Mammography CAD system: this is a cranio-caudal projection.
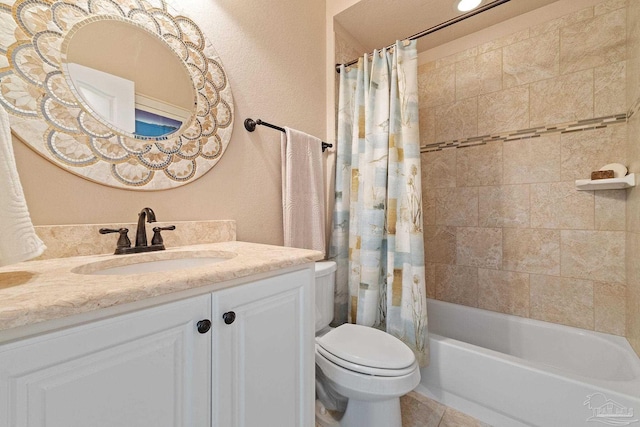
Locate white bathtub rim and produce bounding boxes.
[426,332,640,402]
[426,298,640,382]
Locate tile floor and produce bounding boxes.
[400,392,490,427]
[315,391,490,427]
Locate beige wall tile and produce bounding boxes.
[421,150,456,189]
[626,232,640,355]
[478,86,530,135]
[478,184,530,228]
[627,0,640,107]
[478,268,530,316]
[503,228,560,275]
[456,142,503,187]
[424,225,457,265]
[594,281,626,335]
[456,227,502,269]
[435,264,478,307]
[627,168,640,234]
[423,190,436,226]
[530,7,594,38]
[456,49,502,100]
[478,29,530,54]
[435,98,478,141]
[560,8,626,75]
[629,115,640,179]
[594,61,626,117]
[530,181,595,230]
[425,263,437,299]
[419,62,436,74]
[419,63,456,109]
[437,47,478,68]
[503,135,561,184]
[400,391,446,427]
[595,189,626,231]
[560,124,627,181]
[435,187,479,227]
[530,69,594,126]
[334,30,364,64]
[419,108,436,145]
[416,0,632,338]
[595,0,625,16]
[503,30,559,88]
[530,274,594,329]
[628,0,640,354]
[561,230,625,283]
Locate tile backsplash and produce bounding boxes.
[420,0,628,336]
[34,220,236,260]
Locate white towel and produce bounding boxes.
[281,127,325,255]
[0,107,46,266]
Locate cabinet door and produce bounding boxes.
[0,294,211,427]
[212,268,314,427]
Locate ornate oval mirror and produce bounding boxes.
[0,0,233,190]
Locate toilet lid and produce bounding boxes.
[316,324,415,370]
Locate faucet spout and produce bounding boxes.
[135,207,157,247]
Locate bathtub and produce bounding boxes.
[415,299,640,427]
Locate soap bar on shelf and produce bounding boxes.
[591,170,614,180]
[599,163,627,178]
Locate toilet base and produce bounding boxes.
[340,397,402,427]
[315,397,402,427]
[315,400,341,426]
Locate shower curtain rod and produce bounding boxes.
[335,0,512,72]
[244,118,333,152]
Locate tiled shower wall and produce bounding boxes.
[626,0,640,355]
[420,0,629,335]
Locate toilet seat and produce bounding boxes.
[316,344,418,377]
[315,324,416,375]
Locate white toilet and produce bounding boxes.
[314,261,421,427]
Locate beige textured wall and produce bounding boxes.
[626,0,640,355]
[12,0,326,246]
[420,0,628,335]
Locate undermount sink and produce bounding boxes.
[72,251,236,276]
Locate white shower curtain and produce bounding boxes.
[329,40,428,366]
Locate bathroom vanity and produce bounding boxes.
[0,241,322,427]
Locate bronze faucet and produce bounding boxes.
[100,207,175,255]
[135,207,156,247]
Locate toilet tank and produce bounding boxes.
[315,261,336,333]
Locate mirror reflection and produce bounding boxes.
[64,19,195,138]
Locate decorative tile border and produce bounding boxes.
[628,95,640,120]
[420,113,628,153]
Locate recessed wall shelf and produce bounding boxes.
[575,174,636,191]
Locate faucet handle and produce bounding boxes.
[151,225,175,246]
[99,228,132,253]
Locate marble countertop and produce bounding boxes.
[0,241,323,333]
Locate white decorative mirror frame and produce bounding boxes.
[0,0,234,190]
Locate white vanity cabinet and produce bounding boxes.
[0,266,314,427]
[211,268,315,427]
[0,293,212,427]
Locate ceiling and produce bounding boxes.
[334,0,561,55]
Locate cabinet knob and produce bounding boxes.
[197,319,211,333]
[222,311,236,325]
